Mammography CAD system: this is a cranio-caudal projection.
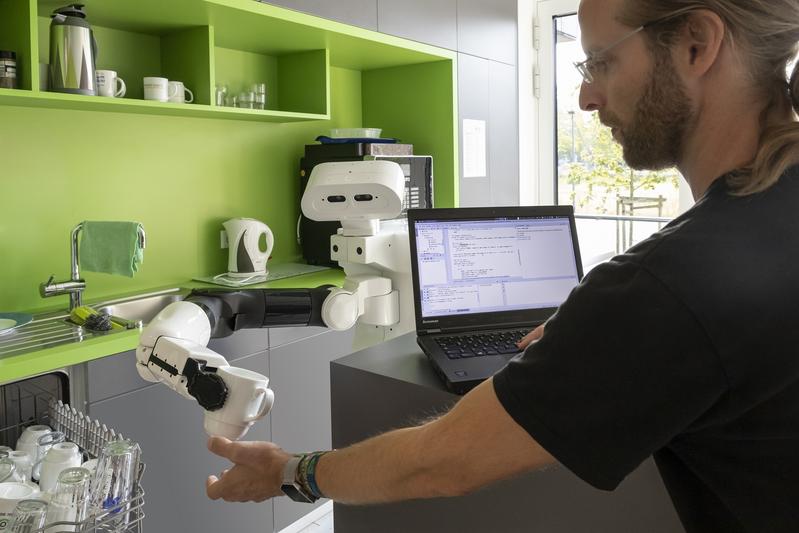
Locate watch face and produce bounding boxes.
[281,483,315,503]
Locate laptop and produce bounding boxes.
[407,206,584,394]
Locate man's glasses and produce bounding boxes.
[574,10,692,84]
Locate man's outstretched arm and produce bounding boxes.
[206,377,556,505]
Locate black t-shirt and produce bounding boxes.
[493,167,799,533]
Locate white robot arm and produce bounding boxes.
[136,160,414,440]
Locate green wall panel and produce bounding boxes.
[362,59,458,208]
[0,66,362,313]
[0,0,36,91]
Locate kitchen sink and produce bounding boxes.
[0,289,188,360]
[92,289,187,326]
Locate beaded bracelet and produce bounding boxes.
[297,451,328,499]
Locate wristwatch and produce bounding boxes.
[281,456,318,503]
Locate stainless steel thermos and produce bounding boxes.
[49,4,98,96]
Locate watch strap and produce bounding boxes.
[281,455,317,503]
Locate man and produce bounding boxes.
[206,0,799,531]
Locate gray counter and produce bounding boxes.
[330,333,685,533]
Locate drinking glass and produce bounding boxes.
[47,467,92,533]
[0,446,13,458]
[225,94,238,108]
[0,457,15,482]
[215,84,228,106]
[32,431,64,482]
[251,83,266,110]
[9,499,48,533]
[7,451,32,483]
[90,439,140,527]
[237,91,255,109]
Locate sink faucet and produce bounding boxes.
[40,223,147,311]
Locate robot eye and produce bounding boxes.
[354,194,374,202]
[326,195,346,203]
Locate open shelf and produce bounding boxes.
[0,86,327,122]
[0,0,454,124]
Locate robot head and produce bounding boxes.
[301,160,405,236]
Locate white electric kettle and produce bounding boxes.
[222,218,274,278]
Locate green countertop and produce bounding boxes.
[0,268,345,385]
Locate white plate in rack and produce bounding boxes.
[0,313,33,335]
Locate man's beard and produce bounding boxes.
[604,51,693,170]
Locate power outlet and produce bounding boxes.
[220,230,229,249]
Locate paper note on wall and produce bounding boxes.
[463,119,487,178]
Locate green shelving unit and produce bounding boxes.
[0,0,459,314]
[0,0,457,125]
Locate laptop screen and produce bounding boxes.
[408,206,583,329]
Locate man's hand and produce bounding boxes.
[206,437,293,502]
[517,323,545,350]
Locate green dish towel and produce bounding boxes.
[79,221,144,277]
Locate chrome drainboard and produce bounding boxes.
[0,315,86,359]
[0,288,185,360]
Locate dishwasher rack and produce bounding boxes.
[4,400,146,533]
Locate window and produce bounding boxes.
[535,0,692,269]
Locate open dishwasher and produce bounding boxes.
[0,373,145,532]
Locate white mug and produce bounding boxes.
[96,70,126,98]
[204,366,274,441]
[39,442,82,493]
[167,80,193,104]
[15,425,51,458]
[143,76,170,102]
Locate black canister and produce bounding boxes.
[0,50,17,89]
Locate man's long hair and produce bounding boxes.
[618,0,799,195]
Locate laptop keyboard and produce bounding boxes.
[435,329,529,359]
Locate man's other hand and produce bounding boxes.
[206,436,292,502]
[517,324,545,350]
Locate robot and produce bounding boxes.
[135,161,416,440]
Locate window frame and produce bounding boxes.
[529,0,694,212]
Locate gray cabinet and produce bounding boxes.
[457,53,520,207]
[86,326,356,532]
[269,328,355,531]
[488,60,519,206]
[458,53,491,207]
[457,0,518,65]
[89,349,275,533]
[376,0,457,50]
[261,0,378,31]
[87,330,269,404]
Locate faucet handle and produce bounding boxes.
[40,275,56,297]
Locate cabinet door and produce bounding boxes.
[458,53,491,207]
[457,0,518,65]
[88,330,270,405]
[89,350,275,533]
[261,0,378,30]
[87,350,145,404]
[376,0,457,50]
[269,329,355,531]
[488,60,519,206]
[208,329,270,363]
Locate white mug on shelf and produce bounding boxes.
[167,80,193,104]
[96,70,126,98]
[203,366,274,441]
[143,76,169,102]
